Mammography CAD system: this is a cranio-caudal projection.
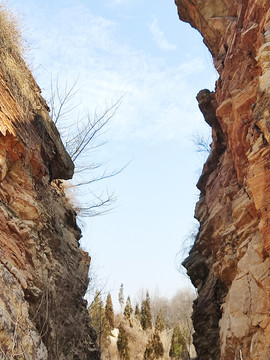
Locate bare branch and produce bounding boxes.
[72,162,130,188]
[192,133,211,153]
[50,75,80,125]
[70,97,123,162]
[50,76,127,217]
[75,190,117,218]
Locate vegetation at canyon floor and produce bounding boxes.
[88,285,195,359]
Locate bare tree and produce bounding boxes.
[192,133,211,154]
[118,283,125,314]
[175,222,199,277]
[151,288,196,357]
[169,289,195,353]
[49,76,127,217]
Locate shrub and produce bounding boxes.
[143,330,164,359]
[117,324,130,360]
[169,325,190,360]
[0,4,23,56]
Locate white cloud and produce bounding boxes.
[24,3,211,145]
[106,0,130,5]
[149,19,177,51]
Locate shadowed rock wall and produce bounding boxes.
[0,14,99,360]
[175,0,270,359]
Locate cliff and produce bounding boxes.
[0,8,99,360]
[175,0,270,359]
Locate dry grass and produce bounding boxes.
[0,3,41,121]
[0,3,23,56]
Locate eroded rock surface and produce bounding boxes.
[0,15,99,360]
[175,0,270,359]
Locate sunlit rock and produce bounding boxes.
[176,0,270,359]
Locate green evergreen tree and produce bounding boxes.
[89,291,104,338]
[143,330,164,359]
[155,309,165,332]
[144,338,154,360]
[105,293,114,330]
[124,296,133,319]
[169,325,190,360]
[140,291,152,330]
[117,324,130,360]
[153,331,164,358]
[118,283,124,313]
[89,291,110,351]
[135,303,141,319]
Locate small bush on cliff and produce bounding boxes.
[192,133,211,154]
[0,4,33,112]
[0,5,23,57]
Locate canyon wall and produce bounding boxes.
[175,0,270,359]
[0,10,99,360]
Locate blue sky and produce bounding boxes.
[9,0,216,306]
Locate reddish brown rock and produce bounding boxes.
[0,12,99,360]
[176,0,270,359]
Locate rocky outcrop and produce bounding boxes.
[0,10,99,360]
[175,0,270,359]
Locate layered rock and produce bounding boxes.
[0,10,99,360]
[175,0,270,359]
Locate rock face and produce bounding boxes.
[175,0,270,359]
[0,10,99,360]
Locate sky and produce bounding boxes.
[8,0,217,308]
